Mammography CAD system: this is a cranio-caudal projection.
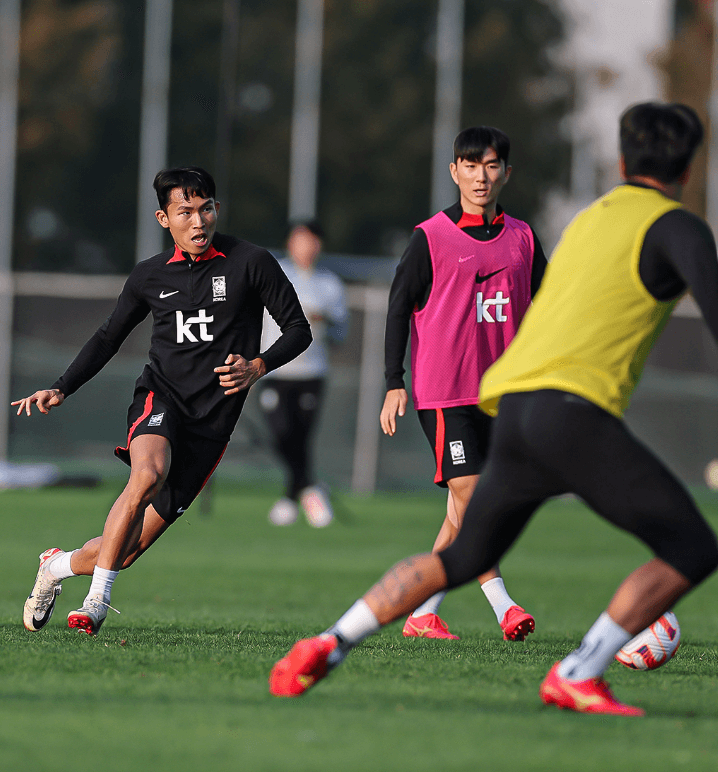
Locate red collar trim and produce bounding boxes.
[457,209,505,229]
[167,243,226,263]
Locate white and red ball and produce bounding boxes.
[615,611,681,670]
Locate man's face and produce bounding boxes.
[287,226,322,270]
[450,149,511,215]
[155,188,220,258]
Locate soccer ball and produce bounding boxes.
[615,611,681,670]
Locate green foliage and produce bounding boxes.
[14,0,571,272]
[4,482,715,771]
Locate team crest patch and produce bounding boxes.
[212,276,226,302]
[449,440,466,464]
[148,412,164,427]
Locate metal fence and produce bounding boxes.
[8,273,718,492]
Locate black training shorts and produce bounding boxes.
[417,404,493,486]
[115,389,227,523]
[439,390,718,589]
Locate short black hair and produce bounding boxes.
[453,126,510,165]
[620,102,704,184]
[153,167,216,211]
[287,219,324,240]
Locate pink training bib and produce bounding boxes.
[410,211,534,409]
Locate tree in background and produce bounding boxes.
[15,0,131,272]
[13,0,570,272]
[659,0,712,219]
[223,0,571,255]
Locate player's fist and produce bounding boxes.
[214,353,267,395]
[11,389,65,416]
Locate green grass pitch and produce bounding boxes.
[1,480,718,771]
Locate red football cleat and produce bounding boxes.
[500,605,535,641]
[539,662,645,716]
[402,613,460,640]
[67,597,108,636]
[269,635,338,697]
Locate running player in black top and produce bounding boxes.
[269,104,718,717]
[16,167,311,636]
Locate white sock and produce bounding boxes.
[411,591,446,617]
[86,566,119,606]
[557,612,633,681]
[326,599,380,647]
[480,577,517,623]
[47,550,77,581]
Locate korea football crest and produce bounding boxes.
[212,276,227,302]
[449,440,466,465]
[148,412,164,427]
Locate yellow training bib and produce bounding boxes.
[480,185,681,418]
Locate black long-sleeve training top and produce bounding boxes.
[52,233,312,441]
[638,203,718,322]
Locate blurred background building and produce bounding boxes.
[2,0,717,492]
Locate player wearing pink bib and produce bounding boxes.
[380,126,546,640]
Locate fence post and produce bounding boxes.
[351,286,388,494]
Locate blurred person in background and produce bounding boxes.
[14,167,311,636]
[379,126,547,641]
[259,221,348,527]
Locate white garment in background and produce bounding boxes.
[261,257,348,380]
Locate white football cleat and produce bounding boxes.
[67,597,108,636]
[269,497,299,526]
[23,547,64,632]
[300,485,334,528]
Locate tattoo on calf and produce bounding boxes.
[367,556,426,616]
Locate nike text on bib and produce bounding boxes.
[176,309,214,342]
[476,291,509,323]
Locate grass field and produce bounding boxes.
[2,480,718,771]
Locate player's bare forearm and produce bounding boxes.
[11,388,65,416]
[363,553,448,625]
[380,388,408,436]
[214,354,267,395]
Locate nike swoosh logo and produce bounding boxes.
[31,595,56,629]
[554,680,605,711]
[475,267,506,283]
[160,290,179,298]
[406,623,435,636]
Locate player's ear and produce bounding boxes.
[214,200,221,216]
[449,162,459,185]
[503,164,512,182]
[155,209,170,229]
[618,155,627,179]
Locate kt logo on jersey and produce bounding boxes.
[176,310,214,342]
[476,291,509,323]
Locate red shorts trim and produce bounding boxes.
[115,391,154,457]
[433,408,445,484]
[199,444,227,492]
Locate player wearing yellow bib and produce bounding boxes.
[269,103,718,717]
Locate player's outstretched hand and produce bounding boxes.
[215,354,267,395]
[380,388,408,436]
[12,388,65,416]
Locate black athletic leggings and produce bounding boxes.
[259,378,325,499]
[439,390,718,589]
